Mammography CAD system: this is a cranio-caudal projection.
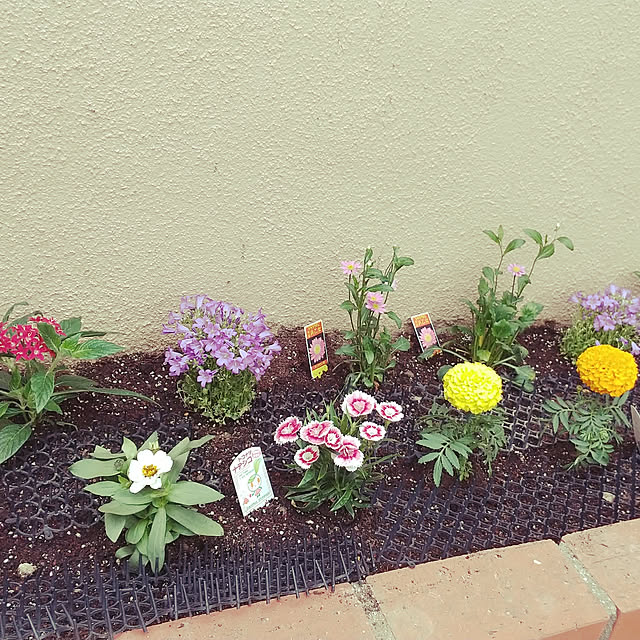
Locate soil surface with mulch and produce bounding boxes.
[0,322,592,580]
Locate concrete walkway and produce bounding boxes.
[119,519,640,640]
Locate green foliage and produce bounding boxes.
[421,225,573,391]
[178,368,255,423]
[416,403,506,486]
[0,304,155,464]
[561,318,638,362]
[543,392,629,468]
[69,433,223,571]
[337,247,413,389]
[285,401,394,517]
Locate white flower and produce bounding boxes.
[128,449,173,493]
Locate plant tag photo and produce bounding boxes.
[632,406,640,452]
[411,312,441,355]
[304,320,328,379]
[230,447,274,517]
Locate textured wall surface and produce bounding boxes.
[2,1,640,348]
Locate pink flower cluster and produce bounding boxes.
[0,316,65,362]
[274,392,404,473]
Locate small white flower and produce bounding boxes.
[128,449,173,493]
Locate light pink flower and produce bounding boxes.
[341,391,376,417]
[300,420,332,445]
[332,435,364,471]
[341,260,363,276]
[365,292,387,314]
[507,263,526,277]
[419,327,436,349]
[274,416,303,444]
[376,401,404,422]
[359,422,386,441]
[323,425,344,451]
[308,336,326,363]
[294,445,320,470]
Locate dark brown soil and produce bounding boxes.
[0,323,577,577]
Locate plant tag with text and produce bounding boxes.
[632,406,640,453]
[230,447,274,517]
[411,312,441,355]
[304,320,328,379]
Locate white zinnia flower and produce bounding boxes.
[127,449,173,493]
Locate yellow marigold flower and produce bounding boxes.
[443,362,503,414]
[576,344,638,397]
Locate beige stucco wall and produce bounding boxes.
[2,1,639,348]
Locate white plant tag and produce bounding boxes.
[631,406,640,452]
[230,447,274,517]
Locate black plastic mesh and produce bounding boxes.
[1,534,370,640]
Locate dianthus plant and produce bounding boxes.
[0,303,152,464]
[274,391,402,517]
[163,296,280,422]
[69,433,223,571]
[561,285,640,362]
[421,226,573,391]
[336,247,413,389]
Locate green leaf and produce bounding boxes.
[44,399,62,414]
[168,435,214,460]
[433,459,443,486]
[2,302,29,323]
[364,347,374,365]
[90,445,124,460]
[538,244,555,259]
[394,256,414,267]
[31,372,55,413]
[386,311,402,329]
[367,283,394,293]
[115,545,135,559]
[111,488,155,505]
[59,317,82,336]
[148,507,167,571]
[0,423,32,464]
[0,402,8,419]
[68,339,125,360]
[481,267,495,284]
[556,236,574,251]
[104,513,126,543]
[339,300,356,312]
[523,228,543,246]
[54,374,97,390]
[491,319,516,340]
[392,336,411,352]
[122,437,137,460]
[125,519,148,545]
[99,501,148,516]
[36,322,62,353]
[84,481,121,496]
[168,481,224,506]
[165,504,224,536]
[69,458,121,479]
[418,452,440,464]
[336,345,356,357]
[483,229,500,244]
[503,238,526,254]
[476,349,491,362]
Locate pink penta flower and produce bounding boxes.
[341,391,376,417]
[419,327,436,349]
[274,416,303,444]
[29,316,66,336]
[359,421,386,441]
[376,401,404,422]
[341,260,363,277]
[308,336,326,363]
[332,435,364,471]
[365,292,387,315]
[300,420,332,445]
[323,425,344,451]
[507,264,526,277]
[294,445,320,470]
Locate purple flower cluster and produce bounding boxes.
[571,285,640,332]
[163,296,280,384]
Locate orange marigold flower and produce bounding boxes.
[576,344,638,397]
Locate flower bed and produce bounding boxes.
[1,324,639,639]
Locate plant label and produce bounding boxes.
[411,312,441,355]
[304,320,328,379]
[632,406,640,452]
[230,447,274,517]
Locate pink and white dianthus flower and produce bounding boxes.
[359,421,386,442]
[323,425,344,451]
[376,401,404,422]
[294,445,320,470]
[341,391,376,417]
[365,292,387,315]
[274,416,303,444]
[332,435,363,471]
[300,420,332,445]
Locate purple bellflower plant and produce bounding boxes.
[163,296,280,422]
